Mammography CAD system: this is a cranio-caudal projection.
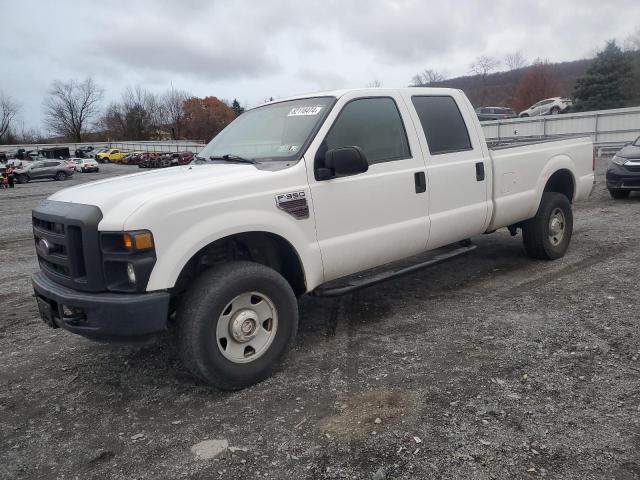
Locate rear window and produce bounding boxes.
[411,96,473,155]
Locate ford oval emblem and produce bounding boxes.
[37,238,51,256]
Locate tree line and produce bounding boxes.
[0,82,246,145]
[410,32,640,113]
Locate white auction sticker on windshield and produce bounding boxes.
[288,106,323,116]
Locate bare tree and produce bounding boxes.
[624,27,640,51]
[470,55,501,77]
[411,69,445,86]
[43,77,103,142]
[470,55,501,105]
[0,91,20,143]
[366,79,382,88]
[161,86,189,139]
[504,51,528,70]
[101,86,165,141]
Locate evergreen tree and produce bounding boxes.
[573,41,632,111]
[231,98,244,116]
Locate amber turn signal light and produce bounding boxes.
[123,231,154,251]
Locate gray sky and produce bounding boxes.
[1,0,638,132]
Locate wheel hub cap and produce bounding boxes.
[215,292,278,364]
[230,310,258,342]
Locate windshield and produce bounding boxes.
[197,96,335,162]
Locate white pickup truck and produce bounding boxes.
[31,88,595,389]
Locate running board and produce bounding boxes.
[312,242,477,297]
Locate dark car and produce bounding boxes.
[14,160,75,184]
[606,136,640,198]
[40,147,71,159]
[74,146,95,158]
[170,151,195,166]
[475,107,517,121]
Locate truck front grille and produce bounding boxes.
[32,201,104,292]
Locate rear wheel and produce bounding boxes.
[177,261,298,390]
[522,192,573,260]
[609,189,630,199]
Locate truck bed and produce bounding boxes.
[487,136,594,231]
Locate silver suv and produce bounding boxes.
[15,160,76,184]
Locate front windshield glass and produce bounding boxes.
[197,96,335,162]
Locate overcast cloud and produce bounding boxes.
[0,0,637,132]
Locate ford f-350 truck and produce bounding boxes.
[31,88,595,389]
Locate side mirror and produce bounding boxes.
[316,146,369,180]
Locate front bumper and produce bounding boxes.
[32,271,170,341]
[606,163,640,190]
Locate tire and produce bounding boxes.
[520,113,529,118]
[522,192,573,260]
[55,171,67,181]
[17,174,28,184]
[177,261,298,390]
[609,189,630,199]
[550,106,560,115]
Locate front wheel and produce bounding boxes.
[522,192,573,260]
[609,189,630,199]
[177,261,298,390]
[17,174,28,184]
[55,171,67,181]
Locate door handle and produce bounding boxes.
[475,162,485,181]
[414,171,426,193]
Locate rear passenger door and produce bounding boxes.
[306,92,430,282]
[402,92,491,250]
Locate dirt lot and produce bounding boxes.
[0,159,639,480]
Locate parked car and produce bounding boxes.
[72,158,100,173]
[122,151,144,165]
[15,159,75,183]
[166,151,195,166]
[93,148,110,161]
[606,136,640,198]
[40,147,71,159]
[96,148,126,163]
[30,87,595,390]
[137,152,162,168]
[519,97,573,117]
[475,107,517,121]
[74,146,95,158]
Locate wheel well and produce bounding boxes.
[173,232,306,298]
[544,169,574,202]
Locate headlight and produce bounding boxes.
[101,230,156,292]
[611,155,627,166]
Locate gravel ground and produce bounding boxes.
[0,160,639,480]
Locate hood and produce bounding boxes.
[617,143,640,160]
[49,163,269,225]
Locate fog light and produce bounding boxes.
[62,305,74,317]
[126,263,136,285]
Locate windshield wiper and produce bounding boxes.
[208,154,257,165]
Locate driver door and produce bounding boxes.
[306,92,430,282]
[29,161,46,179]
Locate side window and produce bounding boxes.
[112,150,119,154]
[323,97,410,165]
[44,161,59,167]
[411,96,473,155]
